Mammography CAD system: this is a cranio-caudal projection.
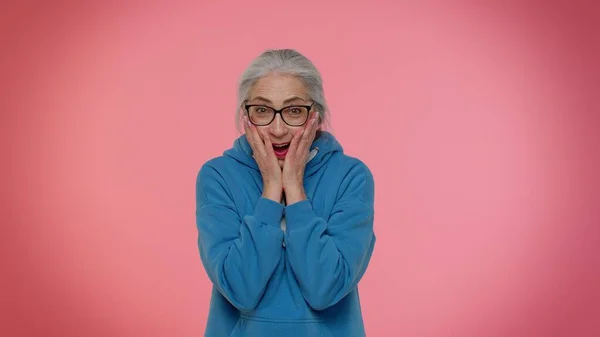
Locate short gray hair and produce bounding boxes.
[235,49,330,133]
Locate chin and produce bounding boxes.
[278,159,285,168]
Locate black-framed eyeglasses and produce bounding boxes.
[244,101,314,126]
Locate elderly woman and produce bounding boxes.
[195,49,376,337]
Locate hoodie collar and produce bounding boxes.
[223,131,343,178]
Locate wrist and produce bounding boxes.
[283,184,306,205]
[262,183,282,202]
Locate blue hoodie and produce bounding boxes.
[195,131,376,337]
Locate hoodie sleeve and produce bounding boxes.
[283,161,376,311]
[195,163,285,312]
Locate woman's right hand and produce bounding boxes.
[243,115,282,202]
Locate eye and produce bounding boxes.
[289,107,302,114]
[251,106,271,114]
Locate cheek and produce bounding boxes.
[280,125,298,134]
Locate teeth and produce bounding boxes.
[274,144,288,148]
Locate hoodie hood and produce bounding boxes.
[223,131,343,178]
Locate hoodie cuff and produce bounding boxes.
[253,197,284,227]
[284,199,315,231]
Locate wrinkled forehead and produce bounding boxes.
[248,74,310,106]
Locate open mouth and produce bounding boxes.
[272,143,290,158]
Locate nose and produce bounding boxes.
[268,114,287,137]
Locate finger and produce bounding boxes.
[244,116,266,157]
[261,129,277,160]
[287,127,304,158]
[310,111,319,138]
[254,127,270,157]
[243,116,256,149]
[298,111,319,153]
[243,115,251,138]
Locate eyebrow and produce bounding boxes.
[249,96,308,105]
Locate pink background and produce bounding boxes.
[2,1,599,336]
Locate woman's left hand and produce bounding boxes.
[283,111,320,205]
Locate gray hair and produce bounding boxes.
[235,49,330,133]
